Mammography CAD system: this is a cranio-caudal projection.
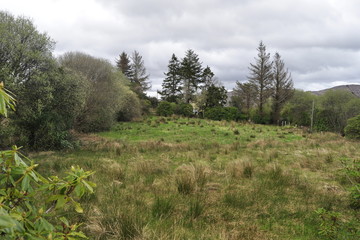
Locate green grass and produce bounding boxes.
[32,116,360,239]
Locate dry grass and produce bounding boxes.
[32,117,360,240]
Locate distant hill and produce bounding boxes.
[311,84,360,97]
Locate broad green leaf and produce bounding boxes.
[74,184,85,197]
[74,202,83,213]
[68,231,88,238]
[81,180,94,193]
[0,214,16,229]
[36,217,54,232]
[55,195,68,209]
[21,174,31,191]
[59,217,69,227]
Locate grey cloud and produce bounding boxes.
[3,0,360,94]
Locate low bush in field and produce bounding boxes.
[345,114,360,140]
[205,106,241,121]
[173,103,193,117]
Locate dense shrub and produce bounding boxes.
[174,103,193,117]
[344,114,360,140]
[205,107,240,121]
[157,101,174,116]
[117,90,142,121]
[59,52,141,132]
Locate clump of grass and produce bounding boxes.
[95,210,145,240]
[176,165,196,195]
[152,197,174,219]
[233,129,240,135]
[175,163,211,194]
[135,160,167,176]
[226,160,254,179]
[224,191,254,209]
[187,198,205,219]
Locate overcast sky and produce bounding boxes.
[2,0,360,95]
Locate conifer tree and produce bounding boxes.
[129,50,151,98]
[202,65,215,90]
[247,41,273,121]
[116,52,132,79]
[158,53,182,102]
[271,52,294,123]
[180,49,203,103]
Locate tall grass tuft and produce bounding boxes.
[152,197,174,219]
[227,160,254,179]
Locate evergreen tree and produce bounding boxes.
[129,50,151,98]
[205,84,227,108]
[202,65,215,90]
[116,52,132,78]
[271,52,294,123]
[158,53,182,102]
[180,49,203,103]
[247,41,273,121]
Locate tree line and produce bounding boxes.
[0,11,145,150]
[157,41,294,124]
[1,10,360,152]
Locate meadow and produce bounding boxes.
[33,117,359,239]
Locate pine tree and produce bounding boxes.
[205,84,227,108]
[271,52,294,123]
[202,65,215,91]
[129,50,151,98]
[180,49,203,103]
[158,53,182,102]
[248,41,273,121]
[116,52,132,78]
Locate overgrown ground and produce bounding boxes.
[33,117,360,239]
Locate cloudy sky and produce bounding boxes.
[2,0,360,95]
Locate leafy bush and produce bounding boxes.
[345,114,360,140]
[174,103,193,117]
[156,101,174,116]
[0,148,95,238]
[205,107,240,121]
[0,83,95,238]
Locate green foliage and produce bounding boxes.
[315,90,360,133]
[159,53,182,102]
[117,90,142,122]
[282,90,316,126]
[345,114,360,140]
[0,147,95,239]
[0,12,91,150]
[59,52,141,132]
[205,84,227,108]
[315,208,342,239]
[156,101,174,117]
[0,82,15,118]
[173,103,193,117]
[181,49,203,103]
[205,106,240,121]
[0,84,95,239]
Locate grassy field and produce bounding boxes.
[33,116,359,239]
